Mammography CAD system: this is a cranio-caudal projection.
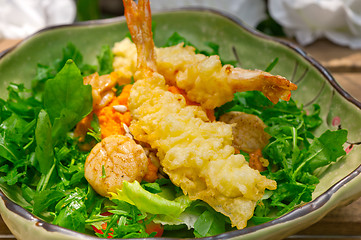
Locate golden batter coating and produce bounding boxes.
[123,0,279,229]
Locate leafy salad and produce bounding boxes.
[0,32,347,238]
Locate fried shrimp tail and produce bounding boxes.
[114,39,297,109]
[156,45,297,109]
[227,67,297,104]
[123,0,156,76]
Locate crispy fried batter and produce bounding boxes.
[123,0,278,229]
[114,41,297,109]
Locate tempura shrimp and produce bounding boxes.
[123,0,277,229]
[113,37,297,110]
[156,44,297,109]
[84,135,149,197]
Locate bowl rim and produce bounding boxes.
[1,6,361,240]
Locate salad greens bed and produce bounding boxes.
[0,32,347,238]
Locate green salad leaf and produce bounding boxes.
[0,43,104,233]
[110,180,191,218]
[214,90,347,222]
[97,45,114,76]
[163,32,238,66]
[0,31,349,239]
[34,110,53,174]
[44,59,92,144]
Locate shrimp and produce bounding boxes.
[124,0,276,229]
[113,39,297,110]
[156,44,297,109]
[84,135,149,197]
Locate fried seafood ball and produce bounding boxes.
[219,111,270,153]
[84,134,149,196]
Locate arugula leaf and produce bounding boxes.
[163,32,197,49]
[35,110,54,174]
[6,83,41,121]
[194,210,225,237]
[0,132,21,163]
[33,189,65,215]
[31,43,98,99]
[141,181,162,194]
[295,130,347,174]
[0,167,25,186]
[55,42,97,76]
[53,188,87,232]
[264,57,279,72]
[31,64,57,100]
[215,90,347,223]
[43,60,92,143]
[97,45,114,75]
[163,32,237,66]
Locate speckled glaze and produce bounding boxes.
[1,8,361,240]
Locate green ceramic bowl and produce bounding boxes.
[1,8,361,240]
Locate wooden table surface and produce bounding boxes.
[1,38,361,240]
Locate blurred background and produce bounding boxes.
[1,0,361,49]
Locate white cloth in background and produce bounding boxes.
[0,0,76,39]
[149,0,267,28]
[269,0,361,49]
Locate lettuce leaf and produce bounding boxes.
[110,181,191,218]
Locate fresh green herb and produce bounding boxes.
[214,90,347,222]
[97,45,114,75]
[191,201,229,237]
[0,43,108,234]
[44,60,93,145]
[32,42,97,100]
[163,32,238,66]
[264,57,279,72]
[163,32,196,49]
[101,165,106,178]
[0,31,349,239]
[88,199,150,238]
[87,115,101,143]
[114,83,125,96]
[34,110,54,174]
